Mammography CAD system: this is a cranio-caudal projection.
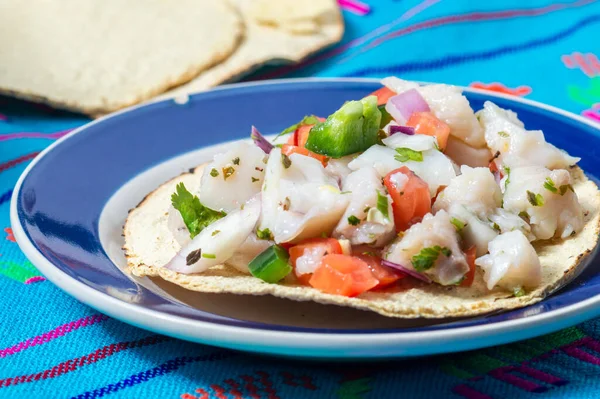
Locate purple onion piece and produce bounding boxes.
[492,170,502,185]
[389,125,415,136]
[251,126,274,154]
[381,259,432,283]
[385,88,430,124]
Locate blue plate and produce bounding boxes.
[10,78,600,359]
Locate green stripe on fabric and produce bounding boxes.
[0,261,38,283]
[439,361,474,379]
[538,327,586,348]
[489,345,532,364]
[455,353,507,374]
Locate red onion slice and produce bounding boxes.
[381,259,432,283]
[492,170,502,185]
[251,126,274,154]
[385,89,430,124]
[389,125,415,136]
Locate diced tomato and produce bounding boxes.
[369,86,396,106]
[287,117,326,148]
[355,255,404,288]
[460,246,477,287]
[309,254,379,297]
[383,166,431,232]
[351,245,380,257]
[289,238,343,283]
[286,133,297,145]
[406,112,450,151]
[281,144,328,167]
[296,124,313,148]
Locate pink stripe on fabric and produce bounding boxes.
[338,0,370,16]
[452,384,494,399]
[0,128,72,142]
[23,276,46,284]
[0,314,109,358]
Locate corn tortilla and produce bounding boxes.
[123,165,600,318]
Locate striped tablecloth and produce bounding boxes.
[1,1,600,397]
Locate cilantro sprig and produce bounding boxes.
[394,147,423,162]
[376,191,390,220]
[411,246,452,272]
[526,190,545,207]
[171,183,226,239]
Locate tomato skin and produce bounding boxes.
[355,255,404,288]
[383,166,431,232]
[460,246,477,287]
[287,117,326,148]
[289,238,343,282]
[309,254,379,297]
[296,124,313,148]
[369,87,396,106]
[286,133,297,145]
[281,144,328,167]
[406,112,450,151]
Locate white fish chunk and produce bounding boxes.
[503,166,584,240]
[165,196,261,273]
[384,210,469,285]
[325,155,354,187]
[259,148,349,243]
[382,132,438,152]
[444,136,492,167]
[199,142,266,212]
[333,167,395,247]
[348,145,457,197]
[433,166,502,219]
[489,208,535,241]
[447,204,498,257]
[478,101,579,170]
[475,230,542,291]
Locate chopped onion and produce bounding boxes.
[385,89,430,124]
[389,125,415,136]
[492,170,502,185]
[381,259,432,283]
[251,126,274,154]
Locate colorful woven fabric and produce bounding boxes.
[2,1,600,397]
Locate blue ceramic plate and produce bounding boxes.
[10,79,600,359]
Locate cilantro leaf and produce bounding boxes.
[513,287,525,297]
[498,131,509,138]
[503,166,511,190]
[411,245,452,272]
[526,190,545,207]
[171,183,226,239]
[559,184,574,195]
[347,215,361,226]
[256,228,274,240]
[543,177,558,193]
[376,191,389,220]
[394,147,423,162]
[450,217,465,231]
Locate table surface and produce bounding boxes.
[1,1,600,397]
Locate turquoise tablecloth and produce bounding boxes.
[2,1,600,397]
